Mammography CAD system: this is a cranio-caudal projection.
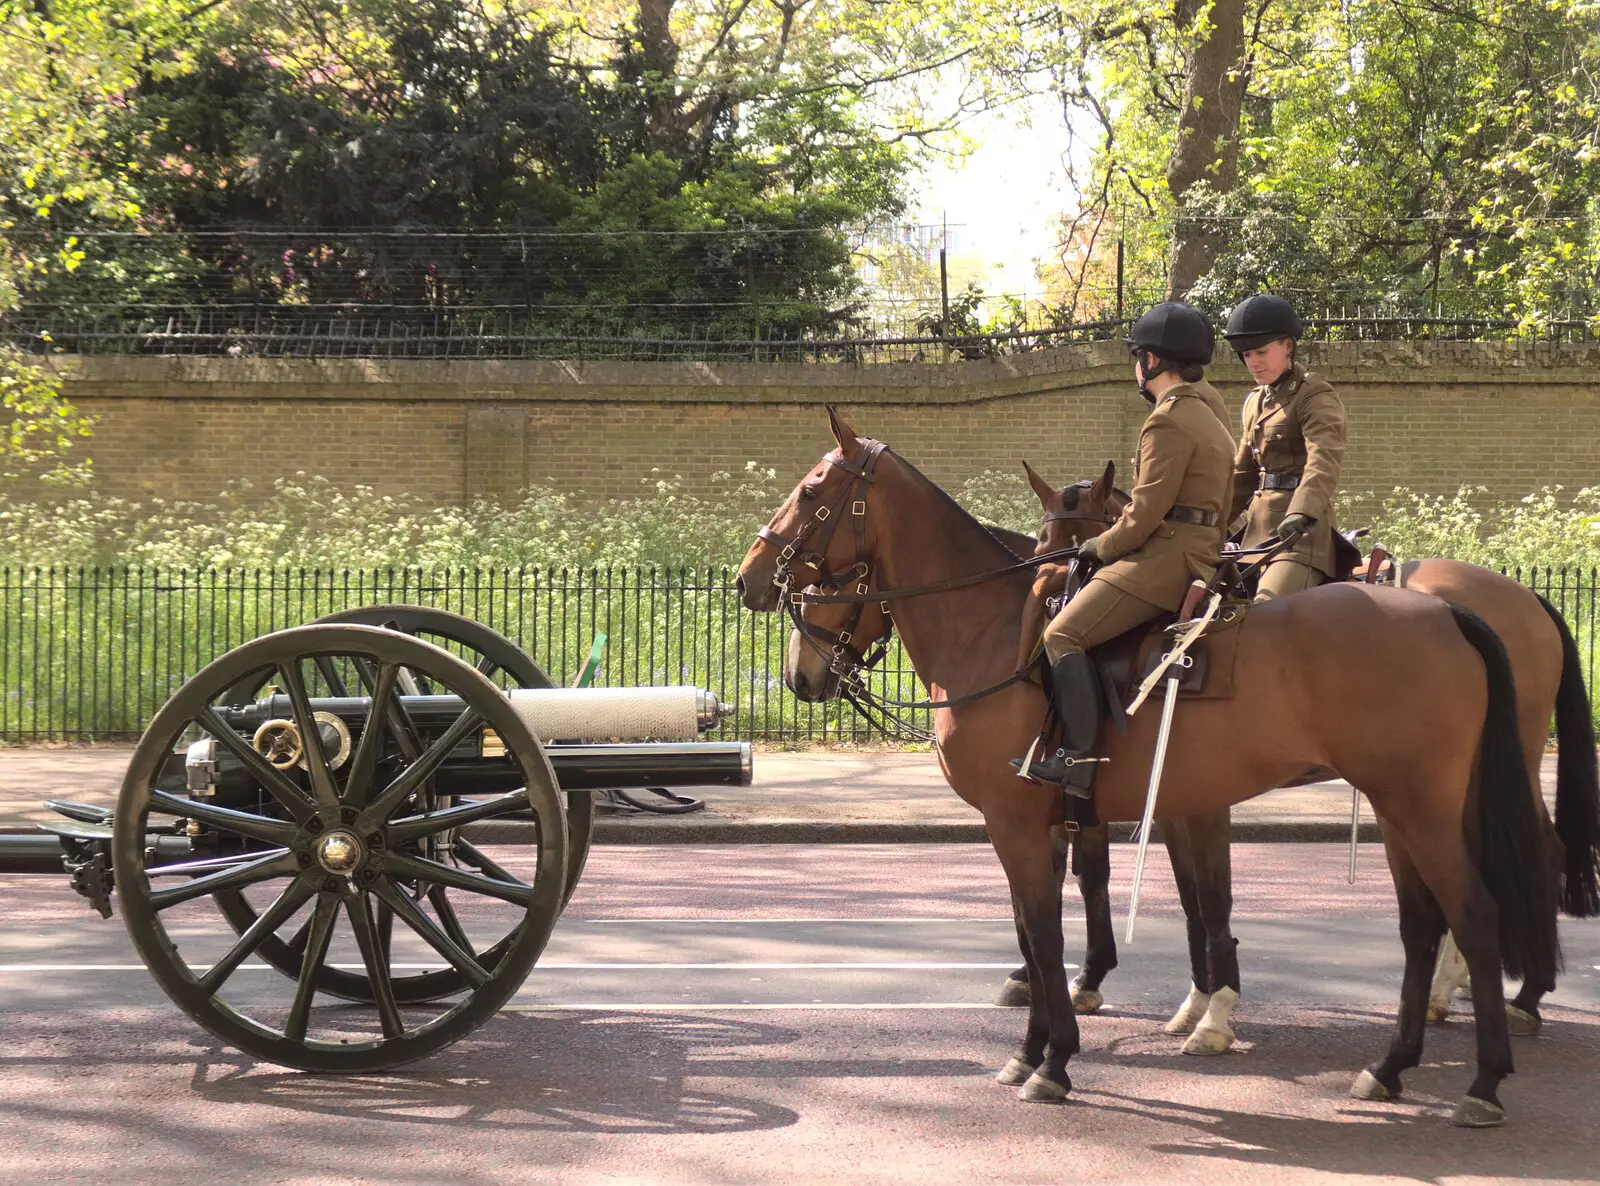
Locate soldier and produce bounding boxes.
[1223,295,1348,600]
[1015,302,1235,794]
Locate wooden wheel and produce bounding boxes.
[212,606,594,1003]
[114,624,567,1072]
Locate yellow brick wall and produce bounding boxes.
[42,340,1600,509]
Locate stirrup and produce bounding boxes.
[1011,747,1104,798]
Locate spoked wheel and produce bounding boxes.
[212,606,595,1003]
[114,624,567,1072]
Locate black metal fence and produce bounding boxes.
[0,564,1595,745]
[0,566,932,743]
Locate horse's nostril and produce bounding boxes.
[736,574,747,598]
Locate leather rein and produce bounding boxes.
[757,441,1091,731]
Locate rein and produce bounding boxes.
[760,442,1287,736]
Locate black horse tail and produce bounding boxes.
[1450,604,1560,986]
[1535,593,1600,917]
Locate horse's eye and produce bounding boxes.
[799,484,820,501]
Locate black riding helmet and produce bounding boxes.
[1125,301,1216,365]
[1223,294,1303,353]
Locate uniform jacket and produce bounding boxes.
[1093,380,1236,611]
[1228,364,1347,576]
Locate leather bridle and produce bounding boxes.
[755,441,1084,734]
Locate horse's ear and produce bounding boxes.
[1091,460,1116,502]
[825,404,860,456]
[1022,460,1056,508]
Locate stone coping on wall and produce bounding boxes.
[46,338,1600,406]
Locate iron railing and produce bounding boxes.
[0,566,931,743]
[0,564,1594,743]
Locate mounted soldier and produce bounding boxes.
[1224,295,1349,600]
[1013,302,1235,794]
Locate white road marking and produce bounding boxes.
[502,1002,1008,1012]
[0,960,1055,973]
[577,917,1018,924]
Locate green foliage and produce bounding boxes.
[0,464,790,569]
[1348,486,1600,572]
[0,348,94,486]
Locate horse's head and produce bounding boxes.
[1025,459,1126,555]
[737,405,887,611]
[784,583,893,703]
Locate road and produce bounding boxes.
[2,843,1598,1184]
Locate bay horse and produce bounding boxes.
[991,464,1600,1055]
[738,407,1557,1126]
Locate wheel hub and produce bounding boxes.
[316,829,365,874]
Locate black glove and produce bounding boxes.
[1277,513,1315,544]
[1075,535,1102,563]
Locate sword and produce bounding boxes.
[1124,580,1208,943]
[1347,787,1361,884]
[1125,667,1181,944]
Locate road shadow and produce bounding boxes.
[187,1009,984,1136]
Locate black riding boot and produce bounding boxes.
[1011,652,1105,798]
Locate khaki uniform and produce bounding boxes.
[1228,364,1347,598]
[1043,381,1235,658]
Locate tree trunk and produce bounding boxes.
[1165,0,1249,299]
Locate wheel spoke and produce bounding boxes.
[372,877,490,989]
[342,662,400,808]
[360,706,483,827]
[148,789,296,847]
[197,707,314,823]
[148,850,299,912]
[386,789,529,844]
[455,838,521,886]
[385,850,534,906]
[200,879,317,993]
[345,893,405,1039]
[428,885,472,952]
[313,655,350,698]
[277,660,341,814]
[284,891,340,1042]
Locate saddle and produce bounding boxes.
[1038,563,1246,711]
[1090,599,1247,708]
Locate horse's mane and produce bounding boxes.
[887,448,1024,566]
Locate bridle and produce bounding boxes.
[754,441,1087,737]
[1041,480,1120,537]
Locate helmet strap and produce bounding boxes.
[1135,348,1173,404]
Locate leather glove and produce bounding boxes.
[1075,535,1102,563]
[1277,513,1316,544]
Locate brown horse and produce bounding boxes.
[739,408,1558,1126]
[995,465,1600,1054]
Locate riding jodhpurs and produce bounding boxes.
[1042,576,1166,661]
[1254,558,1323,603]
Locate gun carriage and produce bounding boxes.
[0,606,751,1072]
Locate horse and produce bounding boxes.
[989,464,1600,1053]
[738,407,1558,1126]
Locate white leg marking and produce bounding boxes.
[1163,982,1211,1035]
[1182,985,1240,1055]
[1428,933,1470,1024]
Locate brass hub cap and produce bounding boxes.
[316,829,365,875]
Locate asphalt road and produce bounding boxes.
[2,843,1598,1184]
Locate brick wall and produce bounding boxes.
[38,339,1600,508]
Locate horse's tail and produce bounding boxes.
[1534,593,1600,917]
[1450,604,1560,986]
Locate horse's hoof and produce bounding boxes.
[1349,1070,1396,1101]
[1181,1024,1235,1056]
[1071,985,1103,1014]
[995,978,1031,1008]
[1018,1071,1070,1102]
[996,1057,1036,1085]
[1426,1000,1450,1024]
[1506,1005,1541,1037]
[1450,1095,1506,1128]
